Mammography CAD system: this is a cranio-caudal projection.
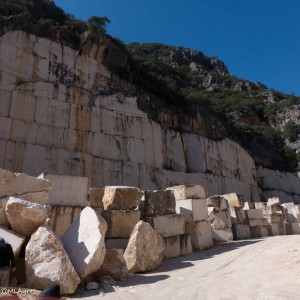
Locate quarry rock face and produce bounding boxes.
[62,207,107,279]
[5,197,50,236]
[124,221,164,273]
[0,30,299,205]
[25,226,80,295]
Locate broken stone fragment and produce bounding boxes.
[0,168,53,199]
[5,197,50,236]
[212,228,233,243]
[143,190,176,217]
[25,226,80,295]
[211,210,232,230]
[95,249,128,281]
[166,185,207,200]
[102,186,143,210]
[222,193,244,208]
[124,221,164,273]
[62,207,107,279]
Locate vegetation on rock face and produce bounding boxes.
[2,0,300,171]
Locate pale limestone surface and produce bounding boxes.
[146,214,185,237]
[102,210,141,238]
[232,224,251,240]
[268,224,280,236]
[221,193,244,207]
[94,249,128,281]
[175,199,208,222]
[166,185,207,200]
[25,225,80,295]
[62,207,107,279]
[5,197,50,236]
[250,226,269,238]
[229,206,246,224]
[0,226,25,257]
[211,210,232,230]
[185,221,213,251]
[212,228,234,242]
[124,221,164,273]
[16,191,49,204]
[39,174,89,206]
[89,188,105,208]
[0,168,52,198]
[102,186,143,210]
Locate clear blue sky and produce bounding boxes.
[54,0,300,96]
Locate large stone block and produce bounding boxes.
[89,188,105,208]
[250,226,269,238]
[247,218,269,227]
[5,197,50,236]
[163,234,192,258]
[102,186,143,210]
[124,221,164,273]
[146,214,185,237]
[267,197,281,207]
[232,224,250,240]
[17,191,49,205]
[283,204,300,223]
[0,198,9,227]
[49,206,83,238]
[62,207,107,279]
[254,202,267,209]
[176,198,208,222]
[26,226,80,295]
[211,210,232,230]
[102,210,141,238]
[143,190,176,217]
[105,238,129,251]
[39,173,89,206]
[0,226,25,257]
[245,209,264,219]
[229,206,246,224]
[260,206,285,224]
[222,193,244,208]
[0,168,53,198]
[206,195,228,211]
[94,249,128,281]
[166,185,207,200]
[186,220,213,251]
[212,228,233,243]
[267,224,280,236]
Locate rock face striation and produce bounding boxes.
[0,31,299,204]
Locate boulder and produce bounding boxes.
[143,190,176,217]
[5,197,50,236]
[102,186,143,210]
[0,226,25,257]
[25,226,80,295]
[124,221,164,273]
[166,185,207,200]
[95,249,128,281]
[0,168,52,198]
[62,207,107,279]
[102,210,140,238]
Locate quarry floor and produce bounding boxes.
[70,235,300,300]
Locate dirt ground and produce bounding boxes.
[69,235,300,300]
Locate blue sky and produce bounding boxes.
[54,0,300,96]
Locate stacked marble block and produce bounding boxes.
[102,186,143,251]
[172,185,213,252]
[143,189,192,258]
[245,198,286,238]
[207,195,233,243]
[225,193,251,240]
[282,202,300,235]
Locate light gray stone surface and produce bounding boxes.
[176,199,208,222]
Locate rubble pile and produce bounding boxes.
[1,167,300,295]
